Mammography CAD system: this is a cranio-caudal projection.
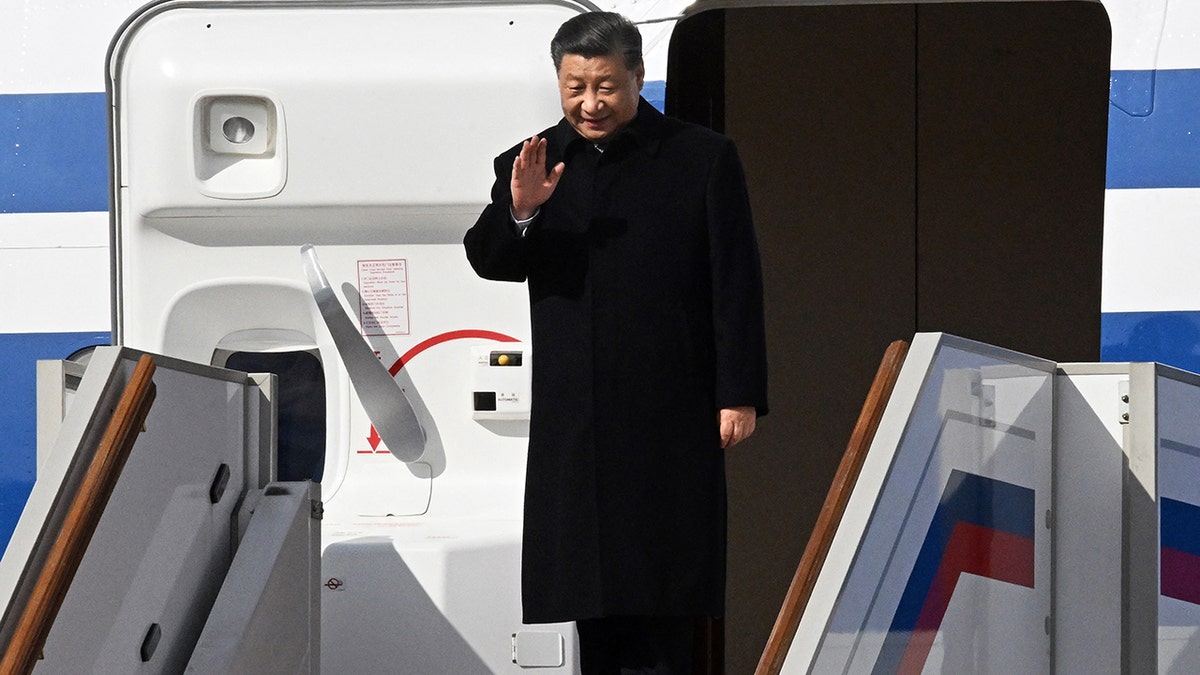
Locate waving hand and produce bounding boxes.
[510,135,565,221]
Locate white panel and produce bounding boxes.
[113,5,566,221]
[0,212,110,333]
[322,522,578,674]
[1155,1,1200,70]
[0,211,108,248]
[1100,0,1200,71]
[0,243,110,333]
[1102,188,1200,313]
[1103,0,1170,71]
[1053,367,1128,672]
[0,0,148,94]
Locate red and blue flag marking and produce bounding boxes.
[873,470,1036,674]
[1161,497,1200,606]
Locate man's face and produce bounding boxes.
[557,53,644,143]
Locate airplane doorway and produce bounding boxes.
[668,2,1110,672]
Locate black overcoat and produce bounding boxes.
[464,98,768,623]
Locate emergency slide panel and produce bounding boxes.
[0,347,276,674]
[782,333,1054,673]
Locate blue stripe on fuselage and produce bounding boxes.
[0,332,110,552]
[1101,311,1200,372]
[1108,69,1200,189]
[0,93,109,214]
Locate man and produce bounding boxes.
[464,12,768,673]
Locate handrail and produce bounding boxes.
[754,340,909,675]
[0,355,157,674]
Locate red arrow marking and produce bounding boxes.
[356,330,519,455]
[387,329,519,376]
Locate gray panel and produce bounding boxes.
[187,482,320,675]
[0,347,275,673]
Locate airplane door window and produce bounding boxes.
[221,349,325,483]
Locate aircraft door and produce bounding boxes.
[108,1,587,672]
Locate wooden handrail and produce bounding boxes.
[755,340,909,675]
[1,354,157,674]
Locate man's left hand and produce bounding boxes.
[719,406,757,449]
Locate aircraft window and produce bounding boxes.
[223,350,325,483]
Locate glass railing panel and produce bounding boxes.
[802,333,1054,674]
[1154,369,1200,672]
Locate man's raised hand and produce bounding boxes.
[511,135,565,221]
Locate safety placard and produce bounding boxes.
[357,258,410,336]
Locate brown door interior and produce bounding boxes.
[667,2,1110,671]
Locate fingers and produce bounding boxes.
[719,407,758,449]
[518,135,545,168]
[720,415,735,448]
[514,136,535,174]
[514,136,552,179]
[510,136,561,221]
[720,420,745,448]
[720,424,747,449]
[548,161,565,187]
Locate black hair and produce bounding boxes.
[550,11,642,72]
